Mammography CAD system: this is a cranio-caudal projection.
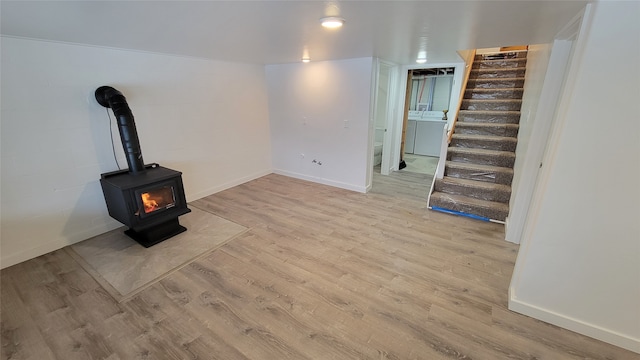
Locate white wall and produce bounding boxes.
[266,58,373,192]
[505,43,553,241]
[510,1,640,353]
[0,37,272,268]
[508,43,552,198]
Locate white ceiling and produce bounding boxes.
[1,0,589,65]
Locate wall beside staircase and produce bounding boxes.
[510,1,640,353]
[508,44,552,197]
[505,43,553,242]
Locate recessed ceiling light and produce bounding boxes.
[416,58,427,64]
[320,16,345,28]
[302,57,311,63]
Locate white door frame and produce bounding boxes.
[379,60,397,176]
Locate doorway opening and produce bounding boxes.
[400,67,455,176]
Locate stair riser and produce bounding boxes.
[448,151,515,168]
[462,100,522,111]
[470,69,526,79]
[467,79,525,89]
[455,126,519,137]
[429,195,508,221]
[450,138,517,152]
[472,59,527,69]
[435,180,511,203]
[464,89,524,100]
[458,112,521,124]
[444,167,514,185]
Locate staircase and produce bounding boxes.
[429,51,527,222]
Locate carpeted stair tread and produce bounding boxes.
[448,147,515,157]
[469,68,526,79]
[445,161,514,184]
[455,122,520,129]
[452,134,517,141]
[475,52,528,60]
[474,58,527,63]
[450,134,518,151]
[454,122,519,137]
[464,88,524,100]
[467,77,525,83]
[459,110,521,116]
[466,78,526,89]
[439,176,510,190]
[457,110,521,124]
[447,147,516,167]
[436,176,511,203]
[445,161,514,174]
[463,99,523,104]
[472,58,527,69]
[465,88,525,92]
[461,99,523,111]
[429,192,509,221]
[471,68,526,73]
[459,109,520,116]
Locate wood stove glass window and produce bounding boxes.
[137,185,176,217]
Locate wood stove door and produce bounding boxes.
[134,181,179,219]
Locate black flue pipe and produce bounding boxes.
[95,86,145,174]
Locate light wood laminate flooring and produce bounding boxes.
[2,173,637,359]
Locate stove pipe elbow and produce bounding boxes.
[95,86,145,174]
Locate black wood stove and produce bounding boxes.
[96,86,191,247]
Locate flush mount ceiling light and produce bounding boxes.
[302,46,310,63]
[416,50,427,64]
[320,16,345,28]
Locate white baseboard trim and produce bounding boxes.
[273,169,367,193]
[1,221,121,269]
[503,216,520,244]
[2,170,274,269]
[509,293,640,354]
[186,169,273,202]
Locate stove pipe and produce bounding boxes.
[95,86,145,174]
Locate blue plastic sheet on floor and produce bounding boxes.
[431,206,490,222]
